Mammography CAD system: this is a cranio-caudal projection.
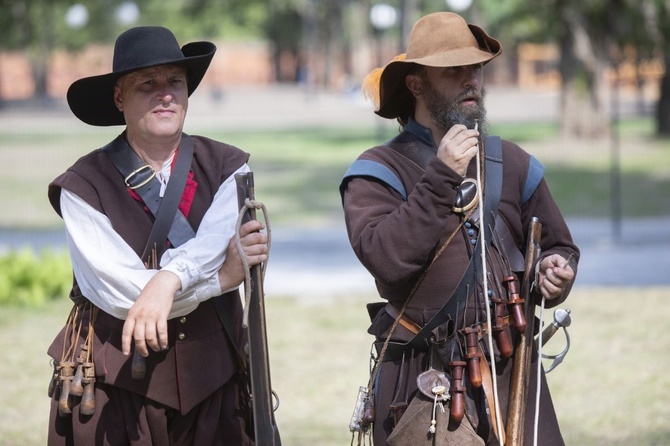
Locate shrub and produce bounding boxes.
[0,249,71,307]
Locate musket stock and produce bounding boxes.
[506,217,542,446]
[235,172,281,446]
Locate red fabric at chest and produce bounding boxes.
[126,148,199,218]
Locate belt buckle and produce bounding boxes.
[124,165,156,190]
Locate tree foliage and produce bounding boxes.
[1,0,669,136]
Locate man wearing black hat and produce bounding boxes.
[340,12,578,445]
[46,26,266,445]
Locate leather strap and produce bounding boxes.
[385,303,421,335]
[102,133,196,260]
[379,135,504,361]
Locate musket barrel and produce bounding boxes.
[506,217,542,446]
[235,172,281,446]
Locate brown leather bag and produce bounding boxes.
[387,392,484,446]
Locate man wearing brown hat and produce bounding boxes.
[341,12,578,445]
[46,26,267,445]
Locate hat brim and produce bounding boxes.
[376,24,501,119]
[67,41,216,126]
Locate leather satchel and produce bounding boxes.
[387,391,484,446]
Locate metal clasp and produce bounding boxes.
[124,165,156,190]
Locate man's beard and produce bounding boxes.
[422,81,488,135]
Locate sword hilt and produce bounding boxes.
[538,308,572,373]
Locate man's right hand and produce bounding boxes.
[218,219,268,291]
[436,124,480,176]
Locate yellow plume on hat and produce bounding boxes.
[361,53,406,111]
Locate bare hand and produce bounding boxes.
[537,254,575,300]
[218,220,269,291]
[121,270,181,356]
[436,124,480,176]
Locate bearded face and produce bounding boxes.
[419,70,488,135]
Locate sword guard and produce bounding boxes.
[538,308,571,373]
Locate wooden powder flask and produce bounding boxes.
[58,361,76,416]
[461,327,483,388]
[80,362,96,416]
[448,361,467,423]
[70,364,85,397]
[362,400,376,426]
[504,275,527,333]
[492,300,513,359]
[70,344,89,397]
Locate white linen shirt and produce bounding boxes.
[60,163,250,320]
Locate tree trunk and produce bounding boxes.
[655,54,670,136]
[30,48,49,100]
[557,7,610,139]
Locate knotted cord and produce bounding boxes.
[234,197,271,328]
[534,296,546,446]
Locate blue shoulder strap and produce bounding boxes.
[340,159,407,200]
[523,155,544,206]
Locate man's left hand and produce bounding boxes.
[537,254,575,300]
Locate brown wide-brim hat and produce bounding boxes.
[370,12,502,119]
[67,26,216,126]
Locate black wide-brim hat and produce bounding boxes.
[67,26,216,126]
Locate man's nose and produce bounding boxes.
[157,84,174,102]
[463,66,480,88]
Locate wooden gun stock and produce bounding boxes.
[235,172,282,446]
[506,217,542,446]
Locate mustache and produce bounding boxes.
[455,88,482,103]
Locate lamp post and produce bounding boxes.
[445,0,473,12]
[65,4,89,29]
[369,4,397,67]
[116,2,140,26]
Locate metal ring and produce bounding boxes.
[453,178,479,213]
[272,389,280,412]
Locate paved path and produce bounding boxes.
[2,215,668,300]
[262,216,670,298]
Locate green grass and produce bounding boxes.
[3,117,670,229]
[1,287,669,445]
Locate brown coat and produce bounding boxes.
[47,134,249,414]
[341,127,579,445]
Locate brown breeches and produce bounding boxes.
[47,377,252,446]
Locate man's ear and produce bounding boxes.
[405,74,422,98]
[113,85,123,112]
